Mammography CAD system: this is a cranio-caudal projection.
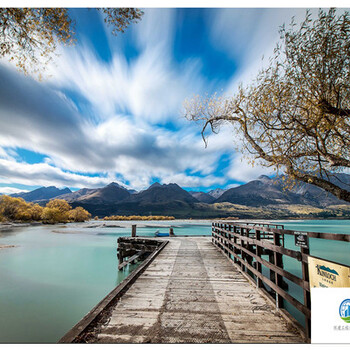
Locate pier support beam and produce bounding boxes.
[131,224,136,237]
[301,246,311,340]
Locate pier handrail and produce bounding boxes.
[211,220,350,341]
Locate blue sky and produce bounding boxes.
[0,7,317,194]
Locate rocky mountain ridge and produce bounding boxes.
[7,173,350,217]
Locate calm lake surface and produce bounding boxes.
[0,219,349,343]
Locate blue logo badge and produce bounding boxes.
[339,299,350,323]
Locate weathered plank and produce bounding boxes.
[88,237,305,343]
[118,251,143,270]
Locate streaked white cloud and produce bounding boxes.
[0,65,232,190]
[2,8,307,192]
[0,158,116,188]
[212,8,327,94]
[227,155,275,183]
[161,173,226,189]
[0,187,29,195]
[133,8,176,52]
[45,42,206,124]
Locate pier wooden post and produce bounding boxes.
[240,227,246,272]
[131,224,136,237]
[269,252,275,283]
[301,246,311,341]
[117,251,123,266]
[255,230,263,288]
[214,223,218,248]
[211,223,215,245]
[246,229,254,267]
[233,225,238,266]
[228,224,233,260]
[224,223,229,257]
[273,232,284,309]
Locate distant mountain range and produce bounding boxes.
[216,174,349,207]
[7,173,350,218]
[11,186,71,202]
[208,188,227,199]
[189,191,215,203]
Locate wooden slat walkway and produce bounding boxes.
[95,237,304,343]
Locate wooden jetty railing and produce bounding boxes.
[212,221,350,340]
[117,237,163,270]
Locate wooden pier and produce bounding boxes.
[60,221,350,344]
[94,236,304,343]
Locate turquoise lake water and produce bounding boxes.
[0,219,348,343]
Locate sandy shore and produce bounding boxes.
[0,244,16,249]
[82,219,212,229]
[0,222,41,231]
[0,220,214,236]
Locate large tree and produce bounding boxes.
[0,8,143,75]
[185,8,350,202]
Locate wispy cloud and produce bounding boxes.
[212,8,322,94]
[0,158,116,188]
[0,186,29,195]
[46,41,206,124]
[227,155,275,183]
[2,8,309,192]
[160,173,226,189]
[133,8,176,52]
[0,64,231,190]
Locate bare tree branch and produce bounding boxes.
[184,8,350,202]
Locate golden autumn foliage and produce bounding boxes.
[103,215,175,221]
[46,198,72,212]
[68,206,91,222]
[30,203,44,221]
[0,196,26,221]
[41,199,71,224]
[185,9,350,203]
[0,8,74,76]
[0,195,91,223]
[0,195,43,221]
[100,8,143,35]
[0,8,143,76]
